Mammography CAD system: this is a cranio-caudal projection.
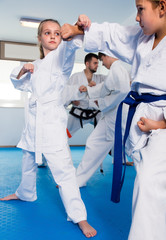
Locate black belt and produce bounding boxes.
[69,106,100,128]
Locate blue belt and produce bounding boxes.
[111,91,166,203]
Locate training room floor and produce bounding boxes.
[0,146,136,240]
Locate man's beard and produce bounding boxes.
[89,68,97,74]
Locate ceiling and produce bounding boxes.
[0,0,137,44]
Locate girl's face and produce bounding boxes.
[135,0,161,35]
[38,21,61,56]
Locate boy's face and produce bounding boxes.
[135,0,161,36]
[38,21,62,56]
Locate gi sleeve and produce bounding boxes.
[87,61,130,113]
[61,35,83,78]
[84,22,142,65]
[10,65,32,92]
[62,84,87,107]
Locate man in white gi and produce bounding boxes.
[76,53,131,187]
[67,53,106,136]
[38,53,105,167]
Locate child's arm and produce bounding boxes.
[137,117,166,132]
[10,63,34,92]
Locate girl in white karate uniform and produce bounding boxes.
[0,18,97,238]
[61,1,166,239]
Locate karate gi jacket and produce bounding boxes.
[86,60,130,141]
[68,70,105,110]
[10,36,83,163]
[84,23,166,158]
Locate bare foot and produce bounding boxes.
[78,220,97,238]
[0,193,19,201]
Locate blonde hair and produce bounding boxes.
[38,19,61,59]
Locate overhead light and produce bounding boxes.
[20,17,41,28]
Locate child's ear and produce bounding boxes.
[159,0,166,16]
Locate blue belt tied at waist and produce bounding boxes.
[111,90,166,203]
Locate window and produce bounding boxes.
[0,41,39,108]
[0,60,27,107]
[0,60,86,108]
[71,62,85,74]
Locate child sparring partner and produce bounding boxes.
[61,1,166,239]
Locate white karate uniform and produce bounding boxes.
[84,23,166,239]
[10,36,87,223]
[76,60,130,187]
[67,71,106,135]
[62,83,87,108]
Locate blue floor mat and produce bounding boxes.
[0,147,136,240]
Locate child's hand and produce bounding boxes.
[137,117,166,132]
[137,117,150,132]
[79,85,87,92]
[88,81,96,87]
[22,63,34,74]
[61,15,90,40]
[77,14,91,29]
[17,63,34,79]
[61,23,75,41]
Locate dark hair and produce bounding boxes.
[84,53,98,64]
[38,19,61,59]
[149,0,160,8]
[98,52,106,61]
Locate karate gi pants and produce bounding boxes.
[76,118,114,187]
[128,129,166,240]
[15,148,87,223]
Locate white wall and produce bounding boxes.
[0,107,94,147]
[0,107,24,146]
